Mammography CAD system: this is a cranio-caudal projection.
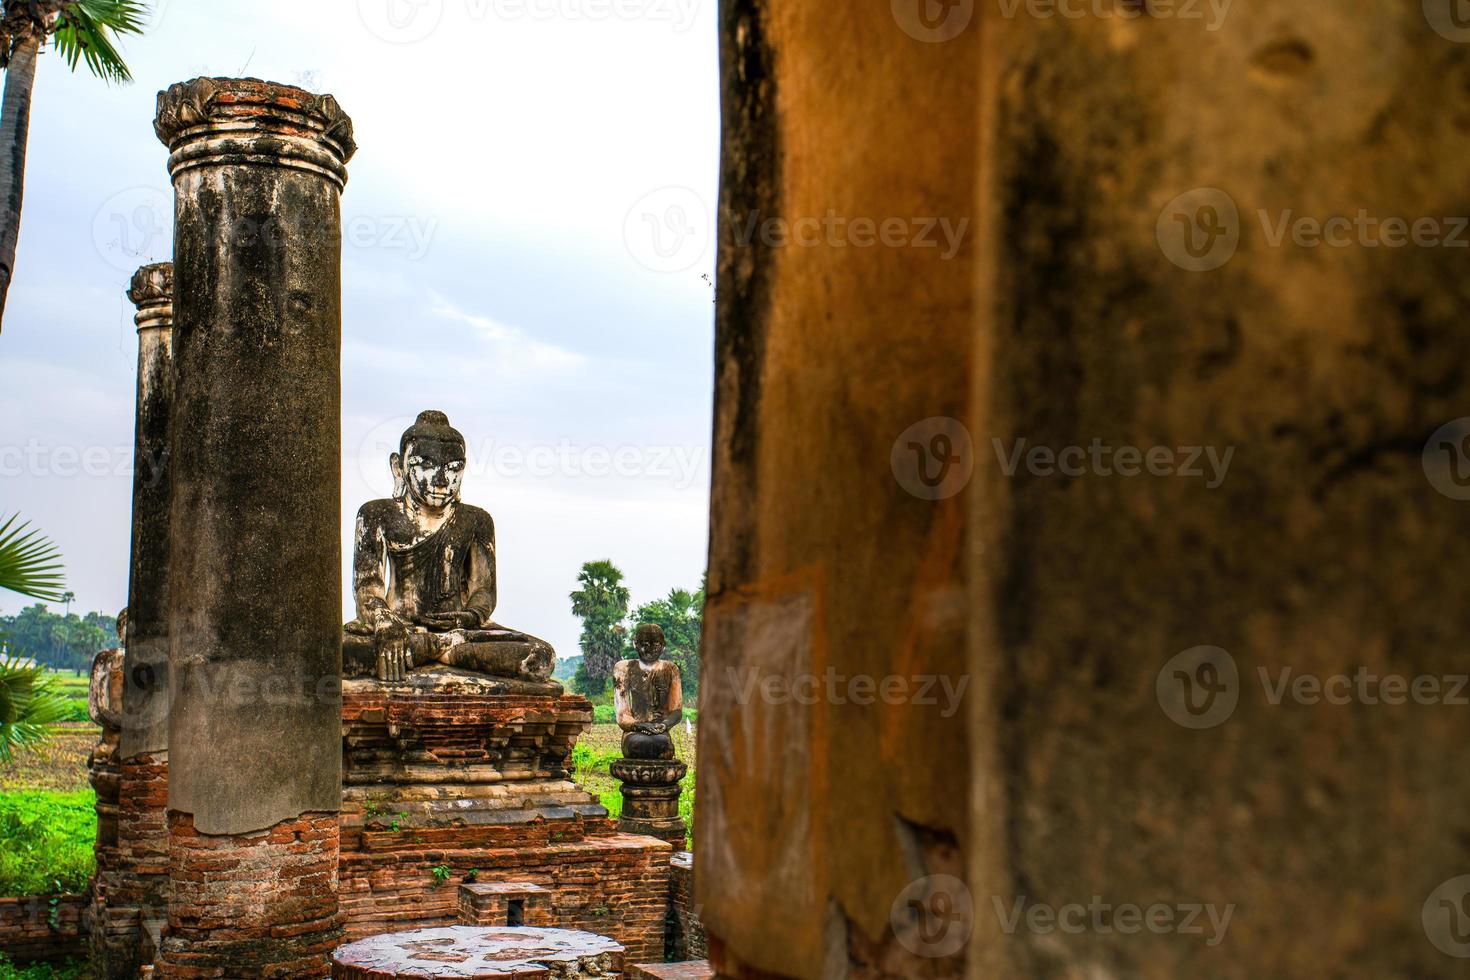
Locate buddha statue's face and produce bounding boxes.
[634,630,665,665]
[393,437,465,512]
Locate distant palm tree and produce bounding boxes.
[569,560,631,684]
[0,512,66,760]
[0,0,148,333]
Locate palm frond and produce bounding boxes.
[50,0,147,83]
[0,654,69,763]
[0,514,65,601]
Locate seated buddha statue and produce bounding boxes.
[342,410,556,684]
[613,624,684,759]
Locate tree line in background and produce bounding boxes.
[567,559,703,701]
[0,602,116,673]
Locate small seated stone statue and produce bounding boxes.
[343,410,555,683]
[613,624,684,759]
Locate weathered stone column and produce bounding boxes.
[152,77,354,978]
[92,262,177,978]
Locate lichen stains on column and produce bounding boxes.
[121,260,173,762]
[155,77,354,838]
[153,76,354,978]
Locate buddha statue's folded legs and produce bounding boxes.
[342,622,554,682]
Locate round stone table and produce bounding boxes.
[331,926,625,978]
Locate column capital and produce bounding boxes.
[154,77,356,188]
[127,261,173,332]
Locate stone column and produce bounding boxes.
[699,2,1470,978]
[92,262,177,978]
[152,77,354,978]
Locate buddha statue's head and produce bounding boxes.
[633,623,666,664]
[391,410,467,513]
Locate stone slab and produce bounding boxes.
[330,926,623,978]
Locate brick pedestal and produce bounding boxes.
[458,883,553,927]
[157,811,342,977]
[338,671,674,961]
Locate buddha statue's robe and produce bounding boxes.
[342,500,555,682]
[613,657,683,759]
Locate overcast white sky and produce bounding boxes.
[0,0,719,660]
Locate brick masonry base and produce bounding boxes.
[0,896,86,964]
[92,751,170,977]
[338,822,672,963]
[157,811,342,978]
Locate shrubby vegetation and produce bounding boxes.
[0,790,95,896]
[0,956,87,980]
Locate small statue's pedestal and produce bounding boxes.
[338,669,672,962]
[610,759,688,848]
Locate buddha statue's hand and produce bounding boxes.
[374,622,412,682]
[419,610,479,631]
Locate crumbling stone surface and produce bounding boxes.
[329,926,623,979]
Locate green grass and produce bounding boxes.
[0,957,88,980]
[0,790,96,896]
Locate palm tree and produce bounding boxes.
[0,0,147,332]
[568,560,631,684]
[0,512,66,760]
